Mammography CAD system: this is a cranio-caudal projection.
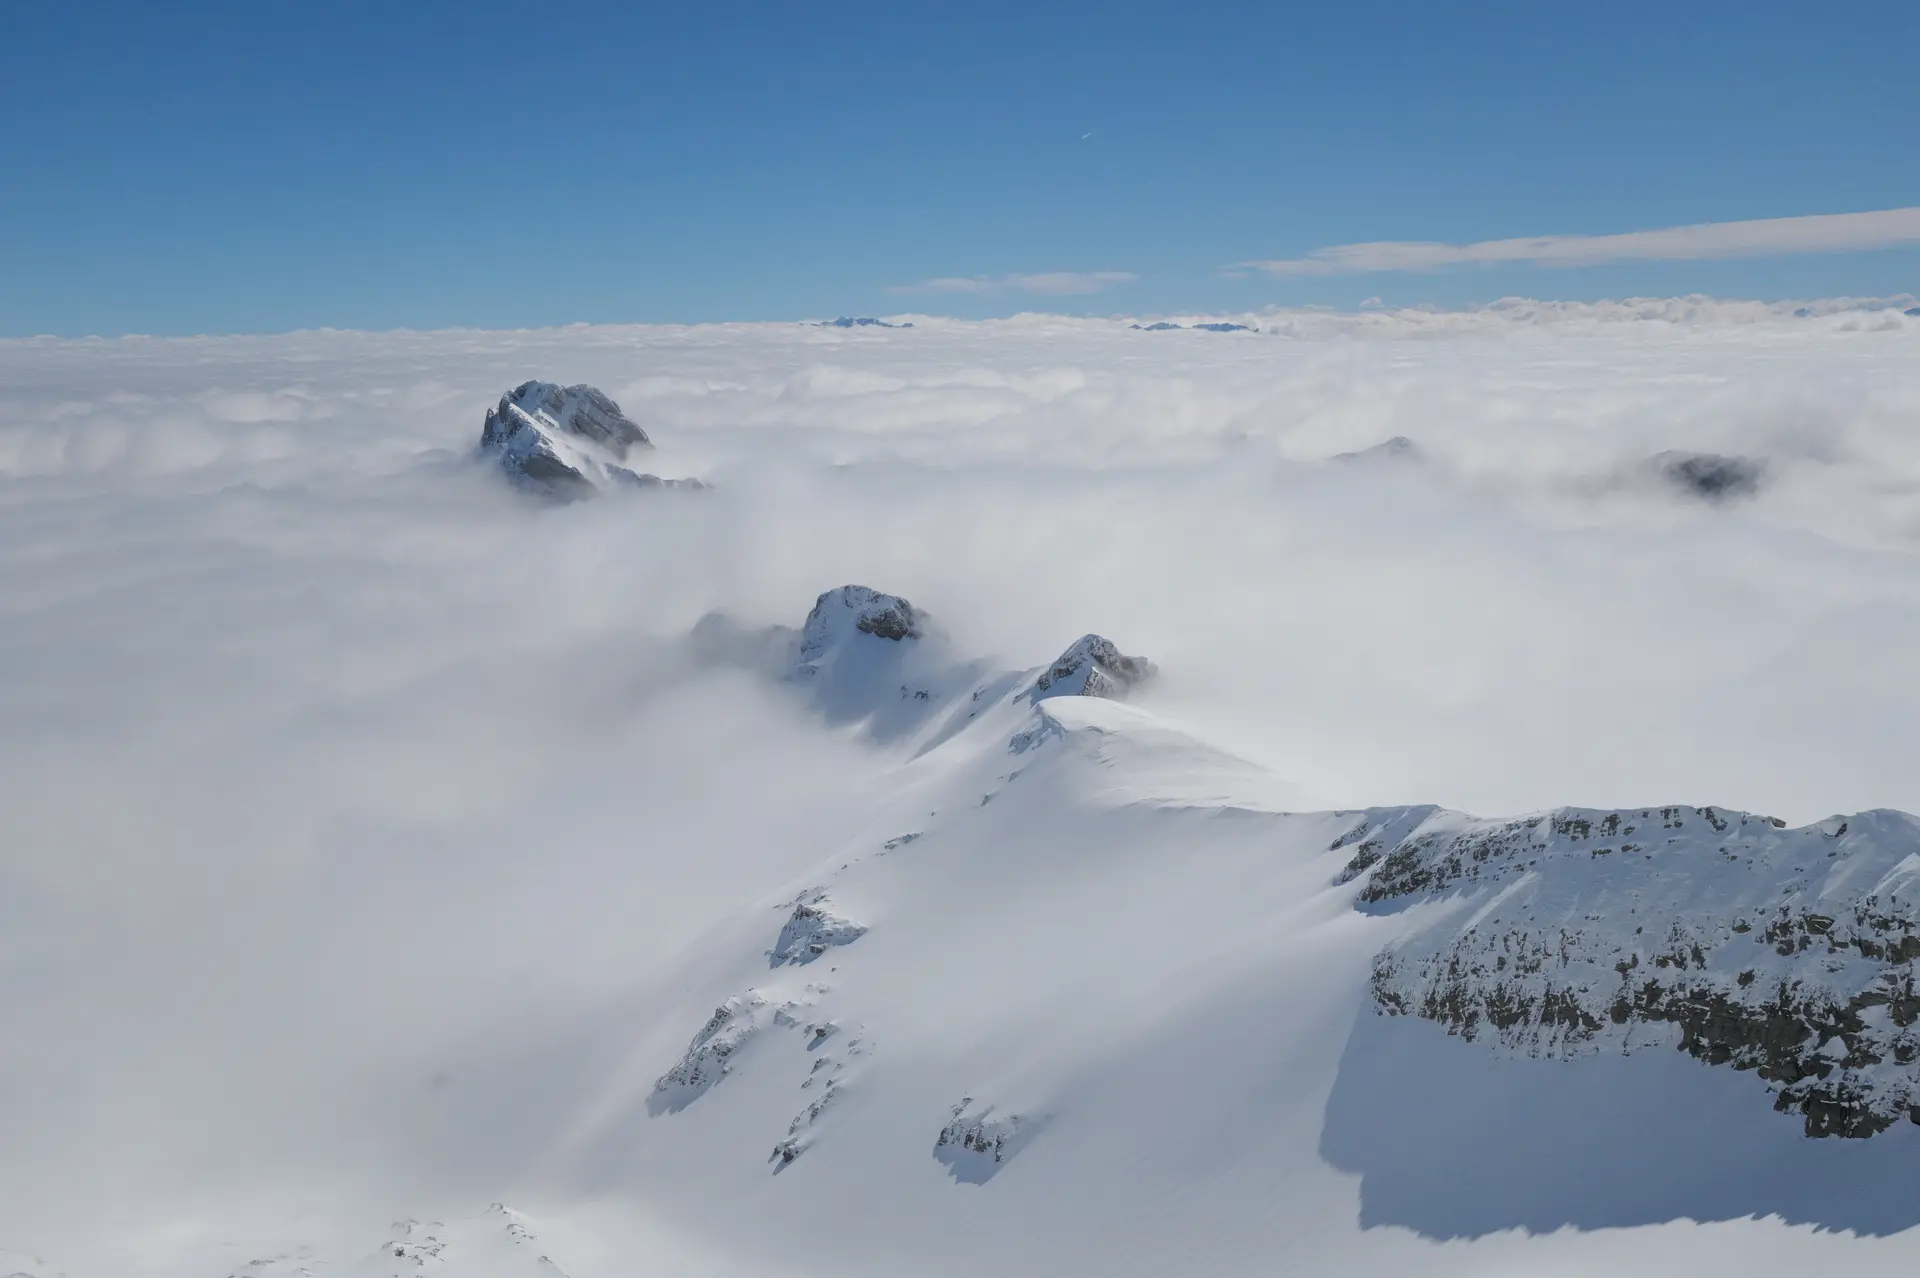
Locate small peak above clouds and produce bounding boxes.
[1128,320,1256,333]
[477,380,706,499]
[692,586,1155,750]
[813,317,914,329]
[1651,451,1767,503]
[1332,435,1420,464]
[1030,634,1156,703]
[488,380,651,456]
[799,585,929,659]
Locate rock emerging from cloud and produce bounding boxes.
[799,585,927,659]
[478,380,706,499]
[1653,451,1766,503]
[1128,321,1256,332]
[1333,436,1420,464]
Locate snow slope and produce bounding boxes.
[539,586,1920,1274]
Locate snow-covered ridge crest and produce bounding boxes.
[692,584,1154,749]
[1340,802,1920,1137]
[477,379,706,499]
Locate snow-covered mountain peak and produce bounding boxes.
[1029,633,1156,703]
[486,381,651,457]
[477,380,705,499]
[796,586,929,664]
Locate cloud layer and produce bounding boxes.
[1236,206,1920,277]
[4,303,1920,1269]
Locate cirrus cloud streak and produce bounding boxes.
[1235,206,1920,278]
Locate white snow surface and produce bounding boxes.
[7,303,1920,1274]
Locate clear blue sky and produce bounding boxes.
[4,0,1917,336]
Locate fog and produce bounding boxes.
[4,301,1920,1267]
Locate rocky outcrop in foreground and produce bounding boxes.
[1340,803,1920,1137]
[478,380,706,499]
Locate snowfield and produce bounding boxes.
[4,300,1920,1275]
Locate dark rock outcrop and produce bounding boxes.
[934,1100,1034,1182]
[1653,451,1765,503]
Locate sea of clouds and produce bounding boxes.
[4,298,1920,1269]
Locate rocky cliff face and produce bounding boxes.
[478,380,705,499]
[1340,803,1920,1137]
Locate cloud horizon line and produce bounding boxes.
[1233,206,1920,278]
[892,270,1139,297]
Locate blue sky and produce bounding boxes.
[3,0,1917,336]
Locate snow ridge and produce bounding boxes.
[1342,803,1920,1136]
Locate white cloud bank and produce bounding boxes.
[5,303,1920,1275]
[893,269,1137,295]
[1236,205,1920,277]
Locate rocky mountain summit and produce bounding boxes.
[477,380,706,499]
[692,584,1154,748]
[1030,634,1156,702]
[796,585,929,663]
[1337,803,1920,1137]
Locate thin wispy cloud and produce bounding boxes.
[894,271,1138,297]
[1234,206,1920,278]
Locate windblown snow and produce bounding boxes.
[6,300,1920,1276]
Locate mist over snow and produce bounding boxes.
[6,299,1920,1276]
